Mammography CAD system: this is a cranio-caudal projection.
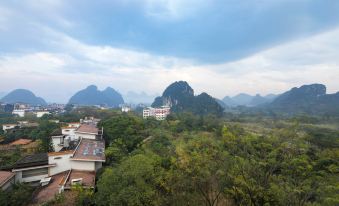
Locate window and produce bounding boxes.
[22,167,48,178]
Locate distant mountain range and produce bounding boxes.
[222,93,278,107]
[123,91,157,104]
[268,84,339,115]
[0,92,6,99]
[68,85,124,107]
[152,81,223,116]
[1,83,338,116]
[0,89,47,105]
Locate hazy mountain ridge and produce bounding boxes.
[68,85,124,107]
[222,93,278,107]
[152,81,223,116]
[268,84,339,115]
[0,89,47,105]
[0,92,7,99]
[123,91,157,104]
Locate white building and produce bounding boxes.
[74,124,103,140]
[143,106,170,120]
[2,124,19,132]
[36,111,50,118]
[11,121,104,188]
[12,109,25,117]
[121,106,131,113]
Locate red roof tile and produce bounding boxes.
[10,139,32,145]
[0,171,14,187]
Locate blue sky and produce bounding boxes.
[0,0,339,103]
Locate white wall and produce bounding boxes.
[2,125,17,131]
[71,161,95,171]
[62,128,76,137]
[75,132,96,140]
[51,136,64,152]
[49,153,73,176]
[12,110,25,117]
[14,170,49,183]
[36,111,50,118]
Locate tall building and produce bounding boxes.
[143,106,170,120]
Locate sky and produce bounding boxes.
[0,0,339,103]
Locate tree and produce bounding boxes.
[96,153,165,206]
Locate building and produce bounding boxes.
[143,106,170,120]
[12,109,25,117]
[2,124,19,132]
[121,105,131,112]
[80,117,101,125]
[36,111,50,118]
[12,153,52,185]
[74,124,103,140]
[4,118,105,203]
[0,171,15,191]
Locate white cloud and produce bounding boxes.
[0,26,339,102]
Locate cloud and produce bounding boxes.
[0,26,339,103]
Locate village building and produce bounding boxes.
[12,109,26,117]
[36,111,51,118]
[0,118,105,203]
[143,106,171,120]
[2,124,19,132]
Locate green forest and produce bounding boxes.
[93,113,339,206]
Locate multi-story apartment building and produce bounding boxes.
[143,106,170,120]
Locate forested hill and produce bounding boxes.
[68,85,124,107]
[268,84,339,115]
[152,81,223,116]
[0,89,47,105]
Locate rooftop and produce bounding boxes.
[64,170,95,188]
[0,171,14,187]
[72,139,105,161]
[75,124,99,134]
[10,138,32,146]
[32,171,68,204]
[13,153,48,169]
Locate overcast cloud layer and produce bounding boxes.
[0,0,339,103]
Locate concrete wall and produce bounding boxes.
[62,128,76,137]
[75,133,96,140]
[71,161,95,171]
[51,136,64,152]
[95,162,102,171]
[14,170,48,183]
[49,153,73,176]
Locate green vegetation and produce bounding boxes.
[0,184,34,206]
[95,112,339,206]
[0,106,338,205]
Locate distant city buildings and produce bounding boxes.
[143,106,170,120]
[6,103,65,118]
[121,105,131,113]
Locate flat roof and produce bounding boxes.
[0,171,14,187]
[64,170,95,188]
[72,139,105,161]
[75,124,99,134]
